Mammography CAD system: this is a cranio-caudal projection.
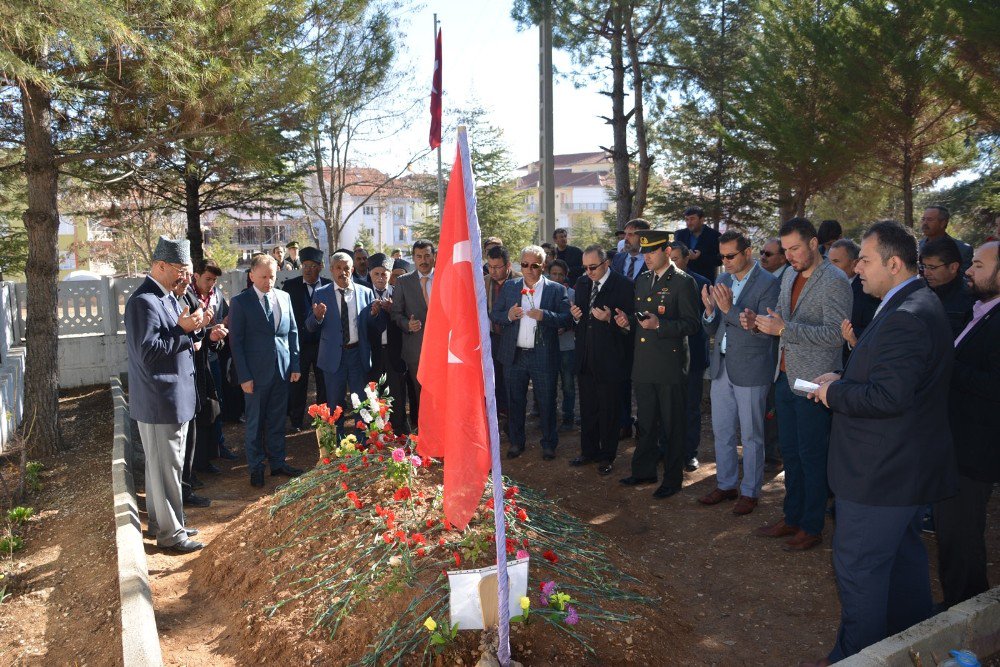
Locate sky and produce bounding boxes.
[365,0,611,174]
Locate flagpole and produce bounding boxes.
[435,14,444,225]
[458,126,511,667]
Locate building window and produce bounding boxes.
[397,227,407,242]
[363,206,376,216]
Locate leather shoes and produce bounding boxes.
[506,447,524,459]
[217,445,238,461]
[163,539,204,554]
[783,530,822,551]
[250,470,265,487]
[684,457,699,472]
[653,485,680,499]
[569,456,594,467]
[619,475,657,486]
[189,477,205,490]
[732,495,759,515]
[195,462,221,474]
[271,465,304,477]
[144,528,198,539]
[541,449,556,461]
[183,493,211,508]
[618,424,633,440]
[757,518,799,538]
[698,487,738,505]
[597,463,613,476]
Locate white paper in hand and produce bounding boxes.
[794,378,821,393]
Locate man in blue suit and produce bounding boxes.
[490,245,573,460]
[306,251,386,431]
[804,221,956,665]
[229,254,303,488]
[125,236,206,553]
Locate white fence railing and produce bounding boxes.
[1,282,25,453]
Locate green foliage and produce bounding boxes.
[24,462,43,494]
[6,507,34,525]
[204,215,241,271]
[0,535,23,555]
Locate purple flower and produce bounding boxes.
[541,580,556,598]
[537,595,548,608]
[565,605,579,625]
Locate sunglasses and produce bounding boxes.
[720,252,745,261]
[760,250,781,257]
[583,260,607,272]
[520,262,543,270]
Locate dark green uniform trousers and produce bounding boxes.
[632,380,687,489]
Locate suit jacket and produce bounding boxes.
[675,226,722,281]
[704,264,780,387]
[124,276,198,424]
[610,251,649,282]
[229,287,300,386]
[489,276,572,367]
[775,258,853,394]
[572,269,634,382]
[306,282,384,375]
[932,276,975,338]
[556,244,585,284]
[920,234,974,274]
[949,301,1000,482]
[281,275,332,346]
[390,270,431,369]
[686,270,711,371]
[844,274,881,366]
[629,265,702,384]
[368,284,405,373]
[827,279,956,506]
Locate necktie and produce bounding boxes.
[589,278,599,312]
[168,294,181,316]
[306,283,315,303]
[419,275,429,303]
[339,288,350,343]
[627,255,637,279]
[263,293,275,330]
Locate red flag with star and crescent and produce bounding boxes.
[429,29,442,149]
[416,141,491,530]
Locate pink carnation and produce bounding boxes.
[391,448,407,463]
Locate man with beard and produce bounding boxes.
[390,239,436,417]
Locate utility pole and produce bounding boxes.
[538,0,555,243]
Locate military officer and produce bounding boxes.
[614,229,702,498]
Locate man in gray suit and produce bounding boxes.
[390,239,436,420]
[745,218,852,551]
[699,231,780,516]
[125,237,206,553]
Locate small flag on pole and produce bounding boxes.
[429,29,443,150]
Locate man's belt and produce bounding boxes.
[343,342,360,349]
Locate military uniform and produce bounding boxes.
[625,231,702,495]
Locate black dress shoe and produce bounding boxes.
[619,475,657,486]
[217,445,238,461]
[597,463,614,476]
[190,477,205,490]
[542,449,556,461]
[250,470,265,487]
[271,465,304,477]
[163,539,204,554]
[506,447,525,459]
[653,485,680,499]
[195,462,221,475]
[684,457,699,472]
[183,493,211,508]
[569,456,594,467]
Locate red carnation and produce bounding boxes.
[517,508,528,522]
[338,463,348,473]
[453,551,462,567]
[543,550,559,563]
[322,457,331,465]
[504,486,519,499]
[393,486,411,502]
[332,406,343,421]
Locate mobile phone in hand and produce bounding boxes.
[636,311,651,321]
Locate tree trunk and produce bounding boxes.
[777,185,795,222]
[185,153,204,262]
[901,144,914,227]
[609,6,632,231]
[625,12,651,222]
[712,0,728,230]
[21,81,63,457]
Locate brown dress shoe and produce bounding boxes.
[732,495,758,515]
[698,487,739,505]
[756,518,799,538]
[783,530,822,551]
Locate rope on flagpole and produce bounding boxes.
[456,125,511,667]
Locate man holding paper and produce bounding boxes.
[800,221,956,665]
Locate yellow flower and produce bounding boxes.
[519,596,530,611]
[424,616,437,632]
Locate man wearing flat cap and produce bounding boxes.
[614,229,702,499]
[282,247,331,432]
[125,236,207,553]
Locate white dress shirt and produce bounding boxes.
[336,285,360,344]
[252,285,281,331]
[516,279,545,349]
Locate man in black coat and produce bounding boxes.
[920,236,975,337]
[828,238,880,365]
[805,221,956,665]
[935,241,1000,609]
[365,252,410,432]
[673,206,721,282]
[568,245,634,475]
[281,247,331,431]
[553,227,584,285]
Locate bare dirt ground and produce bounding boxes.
[1,384,998,666]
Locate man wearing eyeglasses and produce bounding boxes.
[125,237,207,553]
[920,237,974,338]
[569,245,635,475]
[490,245,573,461]
[759,239,789,280]
[614,230,702,499]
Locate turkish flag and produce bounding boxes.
[417,143,491,530]
[429,29,442,149]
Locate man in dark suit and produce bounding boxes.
[568,245,634,474]
[366,253,407,427]
[805,221,956,665]
[935,241,1000,609]
[352,246,372,288]
[828,239,880,364]
[489,245,573,460]
[614,230,702,499]
[671,241,711,471]
[307,251,385,432]
[920,236,975,337]
[282,247,331,432]
[674,206,722,282]
[390,239,436,419]
[125,236,206,553]
[229,254,304,488]
[553,227,584,285]
[485,245,518,427]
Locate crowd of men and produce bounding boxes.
[125,204,999,664]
